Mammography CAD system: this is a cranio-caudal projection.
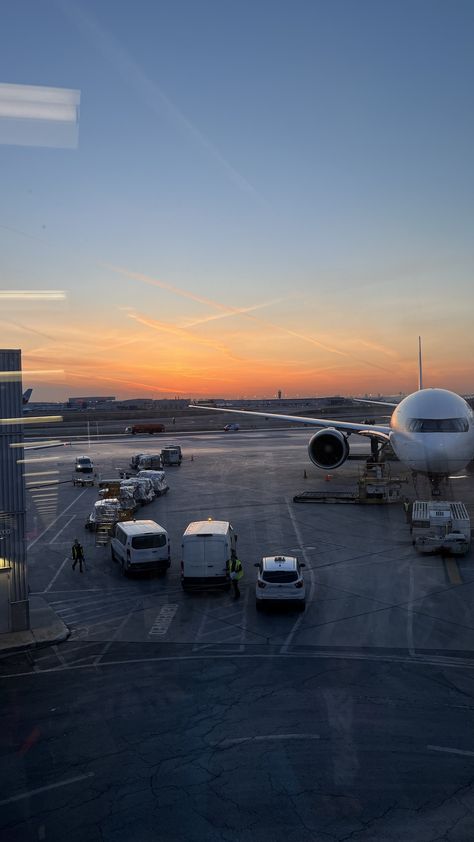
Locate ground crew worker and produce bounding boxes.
[71,538,85,573]
[229,550,243,599]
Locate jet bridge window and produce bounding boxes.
[407,417,469,432]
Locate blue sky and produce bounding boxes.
[1,0,474,398]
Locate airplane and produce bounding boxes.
[22,388,33,414]
[190,339,474,493]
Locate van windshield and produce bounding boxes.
[132,534,166,549]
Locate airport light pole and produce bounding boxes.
[0,349,29,631]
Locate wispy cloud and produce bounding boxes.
[128,312,242,360]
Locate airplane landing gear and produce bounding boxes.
[428,474,448,498]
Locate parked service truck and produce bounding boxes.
[125,423,165,435]
[161,445,182,466]
[411,501,471,555]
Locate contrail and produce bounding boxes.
[128,312,243,360]
[56,0,263,200]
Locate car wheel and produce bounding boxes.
[111,546,117,562]
[298,601,306,613]
[121,559,128,577]
[256,600,263,612]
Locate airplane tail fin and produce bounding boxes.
[418,336,423,391]
[22,388,33,405]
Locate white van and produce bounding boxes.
[181,520,237,591]
[111,520,170,575]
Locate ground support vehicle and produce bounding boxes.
[137,454,163,470]
[72,474,95,487]
[129,453,163,471]
[130,454,146,470]
[98,479,122,499]
[255,555,306,611]
[161,446,182,466]
[125,423,166,435]
[85,499,121,532]
[136,469,169,495]
[181,520,236,591]
[118,485,140,513]
[120,477,155,505]
[111,520,170,575]
[411,501,471,555]
[75,456,94,473]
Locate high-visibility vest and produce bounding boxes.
[230,557,243,580]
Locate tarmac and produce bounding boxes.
[0,595,69,653]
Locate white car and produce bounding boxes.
[75,455,94,473]
[255,555,306,611]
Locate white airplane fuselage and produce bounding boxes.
[389,388,474,476]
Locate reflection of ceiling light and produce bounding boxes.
[0,83,80,149]
[18,456,59,464]
[11,440,63,449]
[1,415,62,425]
[24,470,59,478]
[26,480,60,487]
[0,369,64,380]
[0,83,79,122]
[0,291,65,300]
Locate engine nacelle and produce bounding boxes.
[308,428,350,469]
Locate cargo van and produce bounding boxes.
[111,520,170,575]
[181,520,237,591]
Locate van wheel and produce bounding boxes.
[256,600,263,612]
[121,560,128,577]
[111,546,117,562]
[298,601,306,613]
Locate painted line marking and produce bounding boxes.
[218,733,320,747]
[428,745,474,757]
[444,558,462,585]
[149,604,178,637]
[0,772,95,806]
[92,600,141,666]
[44,556,71,594]
[407,563,416,657]
[7,649,474,680]
[27,489,88,550]
[280,500,314,653]
[48,515,76,544]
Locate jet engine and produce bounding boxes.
[308,428,350,469]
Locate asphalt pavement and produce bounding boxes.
[2,429,474,840]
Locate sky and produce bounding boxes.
[0,0,474,400]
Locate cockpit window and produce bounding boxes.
[407,417,469,432]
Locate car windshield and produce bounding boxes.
[2,2,474,840]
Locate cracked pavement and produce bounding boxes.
[3,430,474,839]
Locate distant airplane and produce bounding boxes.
[191,339,474,492]
[22,388,33,405]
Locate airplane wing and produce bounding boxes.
[190,405,392,442]
[352,397,398,407]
